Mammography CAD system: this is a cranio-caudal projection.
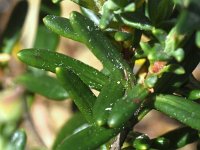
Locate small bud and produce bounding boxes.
[133,134,151,150]
[124,2,136,12]
[164,64,185,75]
[145,75,158,88]
[153,137,170,149]
[106,1,119,11]
[195,31,200,48]
[188,90,200,100]
[114,31,132,41]
[140,42,151,54]
[172,48,185,62]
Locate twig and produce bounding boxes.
[22,94,47,148]
[110,134,121,150]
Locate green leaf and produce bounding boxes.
[173,0,200,14]
[188,90,200,100]
[40,0,61,20]
[33,25,59,50]
[69,11,131,73]
[0,1,28,53]
[144,75,158,88]
[114,31,132,42]
[119,12,153,31]
[164,10,200,53]
[133,134,151,150]
[52,0,63,3]
[53,113,87,149]
[99,1,115,29]
[43,15,83,42]
[93,70,125,126]
[153,94,200,130]
[195,30,200,48]
[16,73,68,100]
[56,68,96,123]
[10,129,26,150]
[108,84,149,128]
[17,49,108,90]
[151,127,199,149]
[70,0,104,12]
[44,12,132,77]
[56,125,121,150]
[80,7,100,25]
[147,0,174,25]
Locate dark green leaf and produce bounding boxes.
[53,113,87,149]
[17,49,108,90]
[93,70,125,126]
[108,84,149,128]
[33,25,59,50]
[56,68,96,123]
[70,0,104,12]
[188,90,200,100]
[43,15,83,42]
[16,73,68,100]
[164,10,200,53]
[40,0,61,22]
[154,94,200,130]
[114,31,132,42]
[69,11,131,72]
[99,2,114,29]
[133,134,151,150]
[195,31,200,48]
[80,7,100,25]
[56,125,121,150]
[52,0,63,4]
[147,0,174,25]
[151,127,199,149]
[119,12,153,31]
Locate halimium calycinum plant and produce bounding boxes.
[16,0,200,149]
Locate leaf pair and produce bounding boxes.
[43,11,132,74]
[17,49,107,91]
[54,68,122,149]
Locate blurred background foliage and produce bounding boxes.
[0,0,199,149]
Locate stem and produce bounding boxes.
[22,94,47,148]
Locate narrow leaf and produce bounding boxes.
[108,84,149,128]
[43,15,83,42]
[53,113,87,149]
[56,68,96,123]
[69,11,131,72]
[34,25,59,50]
[151,127,199,149]
[52,0,63,4]
[70,0,103,12]
[17,49,108,90]
[56,125,121,150]
[16,73,68,100]
[119,12,153,31]
[93,70,125,126]
[154,94,200,130]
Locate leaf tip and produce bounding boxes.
[107,118,116,128]
[96,119,105,127]
[55,67,62,73]
[17,50,24,60]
